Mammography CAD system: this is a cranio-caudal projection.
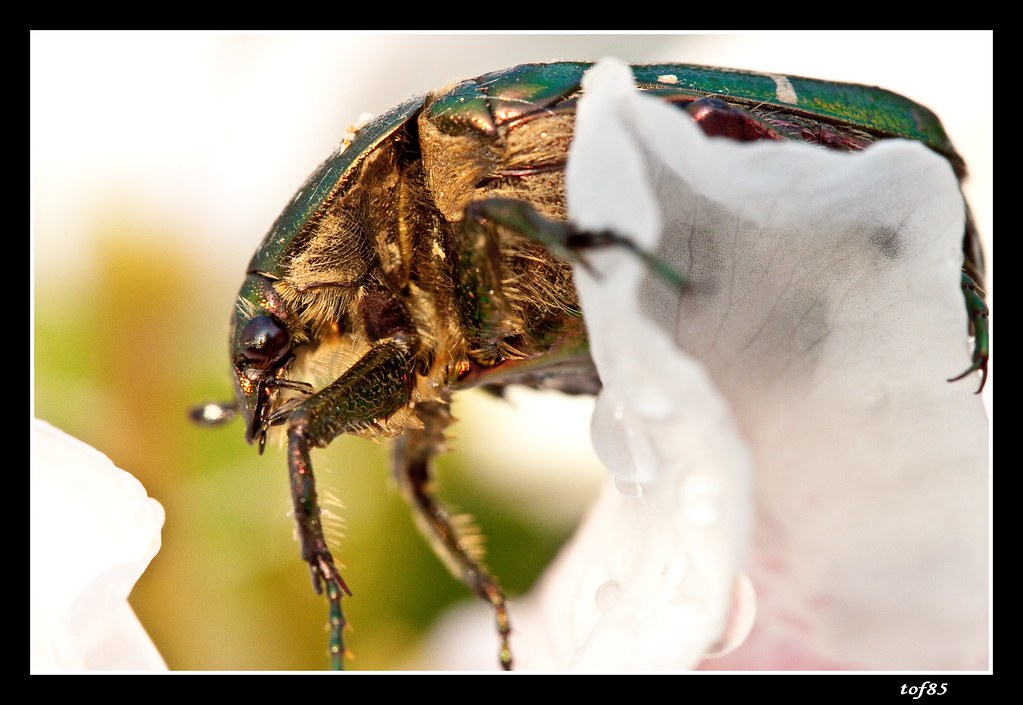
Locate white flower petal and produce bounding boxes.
[562,58,988,671]
[420,57,988,672]
[31,419,167,672]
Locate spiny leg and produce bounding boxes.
[393,400,513,670]
[948,271,989,393]
[280,339,419,669]
[288,421,352,670]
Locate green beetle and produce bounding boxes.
[196,62,988,670]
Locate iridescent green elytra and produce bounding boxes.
[196,62,988,670]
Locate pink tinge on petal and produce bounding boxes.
[699,631,854,671]
[702,572,757,659]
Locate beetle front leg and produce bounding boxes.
[281,338,418,669]
[393,400,513,670]
[287,420,351,670]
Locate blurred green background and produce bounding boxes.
[32,32,991,671]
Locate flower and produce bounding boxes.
[31,419,167,672]
[421,58,988,672]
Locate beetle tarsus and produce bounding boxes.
[325,575,348,670]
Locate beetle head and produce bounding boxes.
[231,273,302,452]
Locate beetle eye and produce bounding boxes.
[239,315,290,366]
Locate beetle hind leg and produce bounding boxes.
[393,400,513,670]
[947,271,989,393]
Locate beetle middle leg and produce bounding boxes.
[463,197,685,290]
[393,399,513,670]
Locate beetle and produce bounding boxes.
[194,61,988,670]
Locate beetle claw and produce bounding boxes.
[947,358,988,394]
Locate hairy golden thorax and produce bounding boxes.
[269,97,588,438]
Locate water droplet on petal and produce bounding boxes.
[702,572,756,658]
[614,476,643,497]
